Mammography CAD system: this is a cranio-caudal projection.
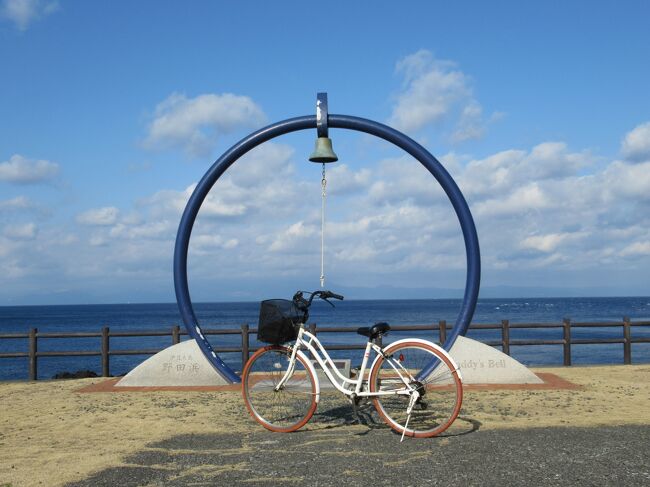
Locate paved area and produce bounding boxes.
[65,421,650,486]
[4,366,649,487]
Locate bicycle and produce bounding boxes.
[242,290,463,440]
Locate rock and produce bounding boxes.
[52,369,100,379]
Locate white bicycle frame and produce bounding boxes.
[267,322,462,442]
[276,325,426,398]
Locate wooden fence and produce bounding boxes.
[1,318,649,380]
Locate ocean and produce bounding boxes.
[1,297,649,381]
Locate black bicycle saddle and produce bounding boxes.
[356,322,391,339]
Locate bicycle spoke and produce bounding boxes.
[370,342,462,438]
[242,347,318,432]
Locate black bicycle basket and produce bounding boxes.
[257,299,303,344]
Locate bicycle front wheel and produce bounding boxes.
[242,345,318,433]
[369,341,462,438]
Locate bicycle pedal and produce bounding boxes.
[347,392,362,406]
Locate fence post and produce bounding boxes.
[623,317,631,365]
[172,325,180,345]
[501,319,510,356]
[563,318,572,366]
[241,324,249,368]
[29,327,38,381]
[438,320,447,345]
[101,326,110,377]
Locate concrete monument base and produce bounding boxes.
[116,339,229,387]
[116,335,541,388]
[446,335,543,384]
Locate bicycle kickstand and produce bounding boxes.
[400,391,419,443]
[400,413,412,443]
[349,393,364,424]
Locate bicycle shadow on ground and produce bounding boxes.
[309,395,481,438]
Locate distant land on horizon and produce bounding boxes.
[2,284,648,307]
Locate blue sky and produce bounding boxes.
[1,1,649,304]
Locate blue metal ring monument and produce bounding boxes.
[173,97,481,384]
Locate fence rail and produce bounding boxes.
[1,318,649,380]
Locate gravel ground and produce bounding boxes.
[64,424,650,487]
[2,364,649,487]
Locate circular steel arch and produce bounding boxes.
[174,114,481,383]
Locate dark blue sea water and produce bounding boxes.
[1,297,649,381]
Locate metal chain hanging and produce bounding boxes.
[308,92,338,289]
[320,162,327,288]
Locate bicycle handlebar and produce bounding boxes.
[292,290,344,313]
[319,290,344,301]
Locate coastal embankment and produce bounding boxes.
[1,365,649,486]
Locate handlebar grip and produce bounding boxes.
[326,291,344,300]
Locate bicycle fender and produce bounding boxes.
[295,348,321,404]
[369,338,463,381]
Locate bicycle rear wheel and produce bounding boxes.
[369,341,462,438]
[242,345,318,433]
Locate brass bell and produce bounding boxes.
[309,137,338,163]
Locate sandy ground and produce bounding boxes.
[1,364,649,487]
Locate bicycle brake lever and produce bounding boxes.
[322,297,335,308]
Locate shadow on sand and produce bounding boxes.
[309,398,482,437]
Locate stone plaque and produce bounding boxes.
[445,335,543,384]
[116,339,229,387]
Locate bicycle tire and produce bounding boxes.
[369,341,462,438]
[242,345,318,433]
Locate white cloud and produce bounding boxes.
[146,184,248,219]
[334,243,379,262]
[621,122,650,162]
[520,232,586,253]
[3,222,36,240]
[390,51,469,131]
[144,92,266,157]
[602,161,650,201]
[0,196,32,212]
[228,143,294,186]
[524,142,591,179]
[326,164,372,195]
[145,143,302,222]
[0,154,59,184]
[620,241,650,257]
[451,101,485,142]
[89,235,107,247]
[192,235,239,253]
[367,155,447,207]
[202,188,247,217]
[388,50,494,141]
[14,141,309,290]
[109,221,172,240]
[475,183,550,217]
[76,207,120,226]
[4,122,650,301]
[461,142,591,199]
[0,237,13,258]
[0,0,58,30]
[269,221,318,252]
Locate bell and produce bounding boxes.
[309,137,338,163]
